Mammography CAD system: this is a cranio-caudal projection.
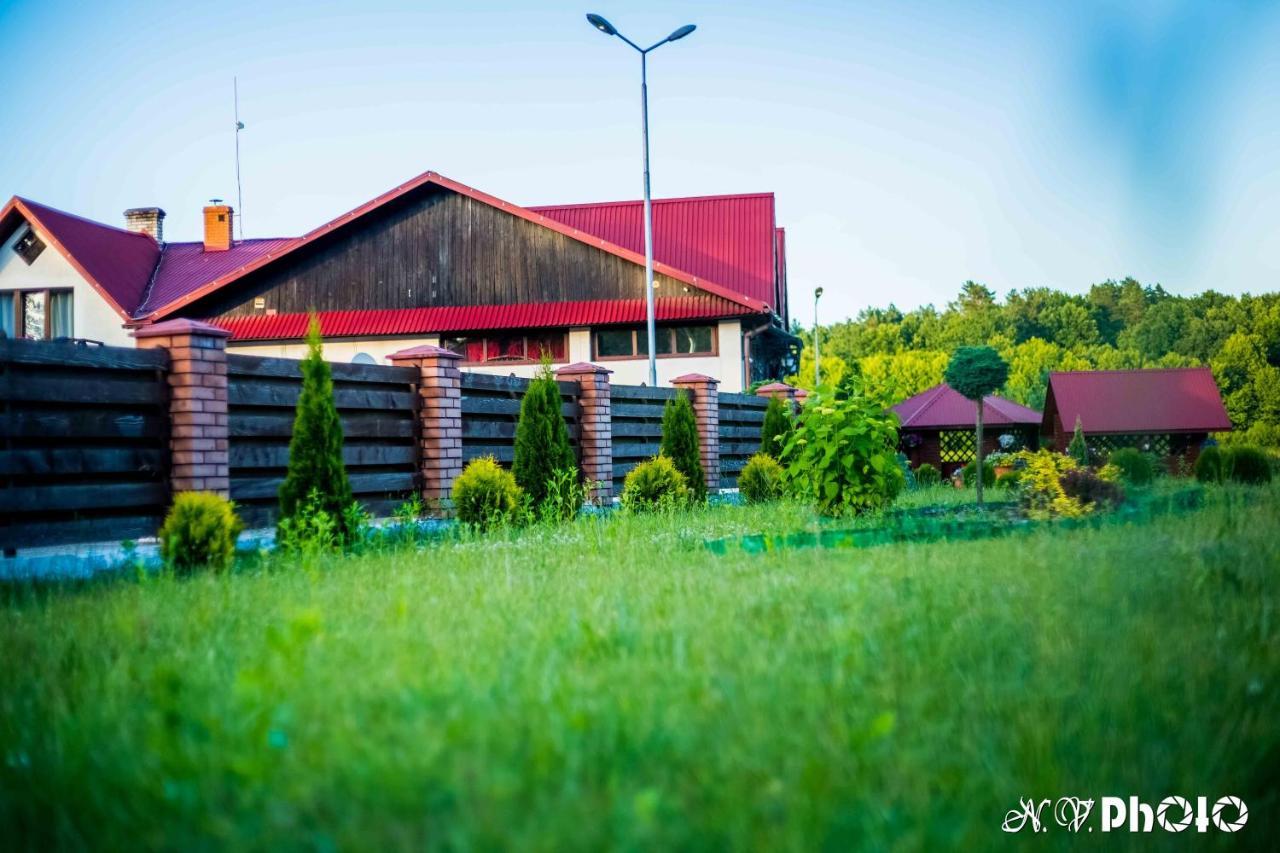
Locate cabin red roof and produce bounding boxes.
[892,384,1042,430]
[212,297,747,342]
[1046,368,1231,434]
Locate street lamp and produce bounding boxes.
[585,13,696,387]
[813,287,824,387]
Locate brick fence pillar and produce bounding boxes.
[756,381,801,414]
[556,362,613,504]
[672,373,721,494]
[133,319,231,497]
[388,345,463,506]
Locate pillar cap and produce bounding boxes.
[132,318,232,339]
[756,381,796,394]
[672,373,719,384]
[556,362,612,376]
[387,344,462,362]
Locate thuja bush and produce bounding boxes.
[913,463,941,487]
[759,395,791,459]
[278,315,356,545]
[739,453,784,504]
[961,459,995,488]
[1195,446,1224,483]
[620,455,691,513]
[661,392,705,502]
[1067,417,1090,468]
[453,457,524,529]
[1224,446,1273,485]
[512,363,576,507]
[778,379,903,516]
[158,492,243,574]
[1107,447,1154,485]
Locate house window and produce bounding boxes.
[593,325,717,359]
[1,289,72,339]
[12,227,46,266]
[441,331,568,364]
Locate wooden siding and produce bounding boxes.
[194,186,703,321]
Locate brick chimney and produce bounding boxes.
[123,207,166,242]
[202,202,234,252]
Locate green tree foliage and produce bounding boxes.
[1107,448,1154,485]
[453,457,524,529]
[944,346,1009,506]
[1195,446,1224,484]
[159,492,243,574]
[620,455,691,513]
[759,396,792,458]
[512,364,576,506]
[278,315,356,544]
[738,453,785,504]
[661,392,706,502]
[1067,417,1089,467]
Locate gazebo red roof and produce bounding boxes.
[1045,368,1231,434]
[891,384,1041,430]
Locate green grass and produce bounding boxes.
[2,486,1278,850]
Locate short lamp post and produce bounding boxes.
[586,12,697,387]
[813,286,824,387]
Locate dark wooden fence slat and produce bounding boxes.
[0,337,169,371]
[228,382,414,411]
[1,371,165,406]
[610,384,677,402]
[611,422,665,439]
[0,482,167,514]
[460,397,577,418]
[612,402,668,419]
[0,447,165,477]
[0,515,166,550]
[0,411,167,440]
[231,470,415,501]
[230,413,414,439]
[228,443,416,470]
[226,353,418,384]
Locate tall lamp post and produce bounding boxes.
[813,287,824,387]
[586,13,696,387]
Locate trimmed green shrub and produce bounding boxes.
[779,379,904,516]
[453,457,524,529]
[739,453,784,504]
[1107,447,1154,485]
[513,363,576,507]
[621,455,691,513]
[961,459,995,488]
[996,469,1022,489]
[278,315,356,544]
[1224,446,1273,485]
[914,463,941,487]
[760,396,791,459]
[1067,417,1090,468]
[1060,468,1124,509]
[661,392,706,502]
[159,492,242,574]
[1195,446,1224,483]
[944,346,1009,507]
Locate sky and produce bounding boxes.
[1,0,1278,326]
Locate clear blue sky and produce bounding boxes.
[2,0,1277,325]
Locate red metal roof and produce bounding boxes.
[134,238,297,317]
[212,297,746,341]
[529,193,779,307]
[143,171,771,322]
[2,196,159,320]
[892,384,1042,429]
[1046,368,1231,434]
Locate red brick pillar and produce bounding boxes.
[556,362,613,503]
[672,373,721,494]
[755,381,798,408]
[132,319,231,497]
[388,345,463,506]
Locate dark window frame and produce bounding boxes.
[441,330,570,366]
[1,288,73,340]
[592,324,719,361]
[11,227,46,266]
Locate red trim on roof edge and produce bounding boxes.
[141,171,771,323]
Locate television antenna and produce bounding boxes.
[234,76,245,240]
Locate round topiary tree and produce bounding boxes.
[760,395,791,459]
[943,346,1009,508]
[278,314,356,544]
[661,391,706,502]
[512,363,576,507]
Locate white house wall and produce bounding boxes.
[0,224,134,346]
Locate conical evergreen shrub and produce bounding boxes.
[760,395,791,458]
[512,363,576,506]
[661,391,706,502]
[1067,416,1090,468]
[278,315,355,543]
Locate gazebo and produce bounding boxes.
[892,383,1042,476]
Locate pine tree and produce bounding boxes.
[760,395,791,459]
[512,363,576,505]
[661,391,706,501]
[278,314,355,542]
[1067,416,1090,467]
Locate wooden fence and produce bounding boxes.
[609,383,677,492]
[226,354,420,527]
[460,372,581,468]
[717,392,769,488]
[0,337,171,552]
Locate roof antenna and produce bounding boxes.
[234,76,245,241]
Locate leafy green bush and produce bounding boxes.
[620,455,691,513]
[513,364,576,507]
[778,380,903,516]
[961,459,995,487]
[913,463,941,487]
[539,467,592,523]
[1107,447,1154,485]
[1224,446,1273,485]
[1060,468,1124,509]
[278,315,356,544]
[1195,446,1224,483]
[453,457,524,529]
[739,453,784,504]
[760,396,791,459]
[996,469,1022,489]
[159,492,242,574]
[661,392,706,502]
